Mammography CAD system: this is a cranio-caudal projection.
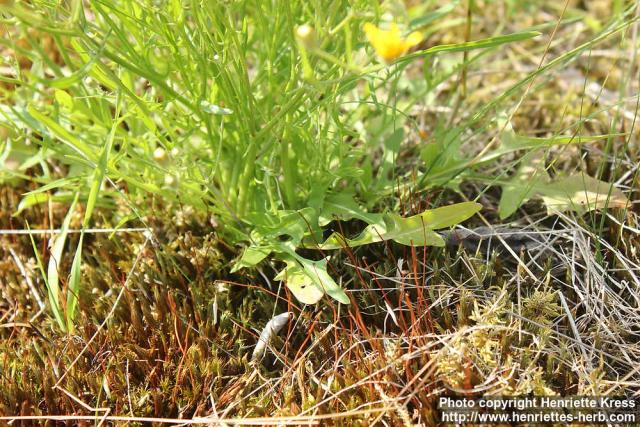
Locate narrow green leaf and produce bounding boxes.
[83,114,118,227]
[27,222,66,331]
[66,233,84,332]
[319,202,481,249]
[23,176,83,197]
[398,31,540,64]
[47,193,79,332]
[14,193,50,216]
[481,127,623,164]
[26,105,97,162]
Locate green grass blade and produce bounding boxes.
[66,233,84,332]
[46,193,79,332]
[26,222,66,331]
[397,31,541,64]
[26,105,97,162]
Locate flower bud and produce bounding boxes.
[295,24,316,49]
[164,174,177,188]
[153,147,167,162]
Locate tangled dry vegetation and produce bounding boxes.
[1,0,639,425]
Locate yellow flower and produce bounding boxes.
[364,23,422,63]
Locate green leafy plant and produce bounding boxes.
[1,0,632,324]
[497,151,628,219]
[233,201,482,303]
